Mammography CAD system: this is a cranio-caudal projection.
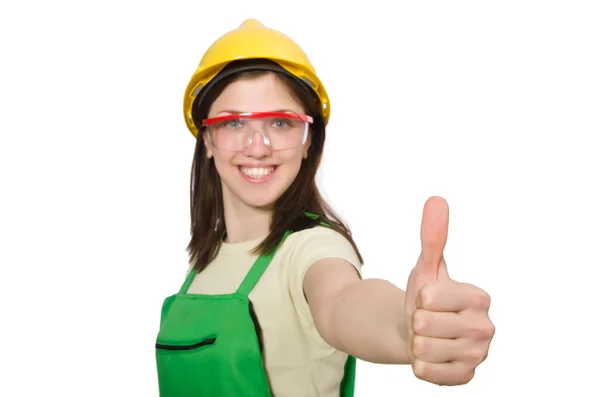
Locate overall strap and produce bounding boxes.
[178,267,198,294]
[303,211,330,227]
[237,230,291,296]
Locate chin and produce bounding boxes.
[237,189,284,210]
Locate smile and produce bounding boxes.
[239,166,277,181]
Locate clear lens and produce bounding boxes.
[207,115,308,151]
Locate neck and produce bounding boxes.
[222,189,272,244]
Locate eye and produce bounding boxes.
[272,118,291,128]
[226,119,243,128]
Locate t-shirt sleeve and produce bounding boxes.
[286,226,363,329]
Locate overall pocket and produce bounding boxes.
[155,335,220,397]
[156,336,216,352]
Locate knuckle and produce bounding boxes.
[450,368,475,386]
[473,327,488,340]
[469,320,495,341]
[483,322,496,340]
[412,360,429,381]
[481,348,489,362]
[481,322,496,340]
[465,347,487,365]
[460,370,476,385]
[412,335,427,358]
[418,284,435,308]
[412,309,428,334]
[474,290,491,310]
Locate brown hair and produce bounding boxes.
[186,61,363,272]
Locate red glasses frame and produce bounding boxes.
[202,112,314,127]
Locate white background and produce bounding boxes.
[1,0,599,396]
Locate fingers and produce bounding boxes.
[412,308,495,342]
[412,360,475,386]
[412,310,464,339]
[416,280,491,312]
[410,333,492,385]
[411,335,461,363]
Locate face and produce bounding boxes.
[203,73,311,211]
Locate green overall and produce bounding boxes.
[155,227,356,396]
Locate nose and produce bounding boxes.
[244,130,272,157]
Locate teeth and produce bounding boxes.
[240,167,275,178]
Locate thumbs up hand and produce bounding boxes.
[404,196,495,386]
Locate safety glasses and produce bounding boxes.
[201,112,313,152]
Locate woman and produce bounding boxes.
[155,19,495,397]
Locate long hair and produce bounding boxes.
[186,64,363,272]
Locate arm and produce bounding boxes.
[303,258,411,364]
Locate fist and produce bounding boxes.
[404,196,495,386]
[410,279,495,385]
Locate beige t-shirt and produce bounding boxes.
[185,225,362,397]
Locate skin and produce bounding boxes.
[305,197,495,385]
[203,73,310,243]
[205,73,495,386]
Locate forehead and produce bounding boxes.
[208,73,303,115]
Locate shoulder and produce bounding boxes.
[278,225,362,277]
[286,224,351,243]
[284,224,356,251]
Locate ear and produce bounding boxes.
[303,132,312,159]
[202,131,213,159]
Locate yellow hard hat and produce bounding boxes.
[183,19,330,138]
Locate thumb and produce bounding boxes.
[419,196,449,277]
